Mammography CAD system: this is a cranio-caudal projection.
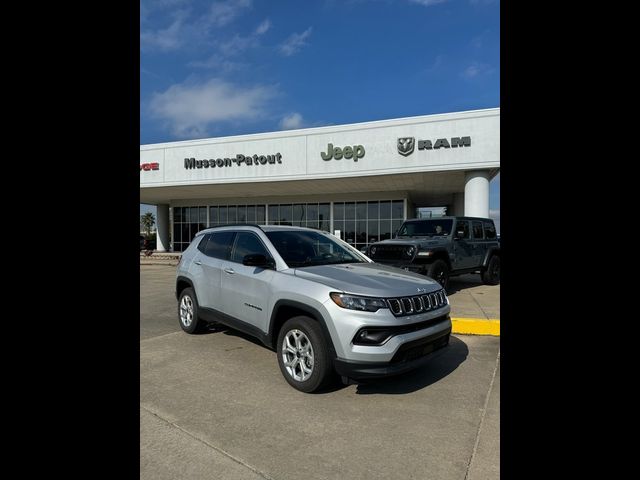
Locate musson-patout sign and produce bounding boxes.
[184,153,282,169]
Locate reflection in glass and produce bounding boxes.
[345,202,355,220]
[237,205,247,223]
[380,219,391,241]
[367,201,379,221]
[379,201,391,219]
[209,207,218,226]
[368,219,379,243]
[268,205,278,224]
[279,204,292,224]
[333,202,344,221]
[293,204,306,223]
[228,205,237,223]
[246,205,256,223]
[392,200,404,219]
[319,203,330,225]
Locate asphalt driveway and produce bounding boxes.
[140,265,500,479]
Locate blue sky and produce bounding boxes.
[140,0,500,229]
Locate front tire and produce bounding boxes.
[277,316,332,393]
[481,255,500,285]
[427,260,450,289]
[178,287,206,334]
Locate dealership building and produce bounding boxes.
[140,108,500,252]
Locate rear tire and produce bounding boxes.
[481,255,500,285]
[427,260,450,289]
[277,316,332,393]
[178,287,206,334]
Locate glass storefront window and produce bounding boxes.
[392,200,404,219]
[172,200,405,252]
[268,205,278,224]
[380,200,391,219]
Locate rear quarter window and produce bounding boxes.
[483,221,497,239]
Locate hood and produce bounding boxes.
[293,262,441,297]
[373,237,449,248]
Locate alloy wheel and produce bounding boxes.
[281,329,315,382]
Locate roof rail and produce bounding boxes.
[205,223,265,232]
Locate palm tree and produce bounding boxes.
[141,212,156,239]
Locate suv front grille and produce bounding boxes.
[386,289,448,317]
[370,245,408,261]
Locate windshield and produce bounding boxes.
[397,219,453,237]
[266,230,367,267]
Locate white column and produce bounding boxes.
[464,171,490,217]
[156,204,170,252]
[452,192,465,216]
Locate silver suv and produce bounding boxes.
[176,225,452,392]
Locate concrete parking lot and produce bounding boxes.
[140,265,500,479]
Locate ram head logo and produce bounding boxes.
[397,137,415,156]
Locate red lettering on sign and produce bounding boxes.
[140,163,159,171]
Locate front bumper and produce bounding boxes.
[333,326,451,380]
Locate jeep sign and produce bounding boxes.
[321,143,365,161]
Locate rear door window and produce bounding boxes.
[203,231,236,259]
[472,221,484,239]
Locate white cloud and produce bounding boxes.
[140,10,189,52]
[280,113,305,130]
[141,1,252,52]
[409,0,449,6]
[206,0,252,28]
[220,34,257,55]
[188,54,244,72]
[217,19,271,56]
[149,78,277,138]
[255,19,271,35]
[279,27,312,56]
[462,61,494,79]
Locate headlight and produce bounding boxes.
[404,246,416,257]
[330,292,388,312]
[417,251,432,256]
[370,246,377,255]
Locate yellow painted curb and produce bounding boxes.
[451,318,500,336]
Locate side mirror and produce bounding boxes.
[393,229,399,237]
[243,254,274,268]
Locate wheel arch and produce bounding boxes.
[482,247,501,268]
[176,276,194,300]
[268,300,337,358]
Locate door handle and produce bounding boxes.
[224,267,235,274]
[194,261,202,265]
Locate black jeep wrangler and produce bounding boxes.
[366,216,500,289]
